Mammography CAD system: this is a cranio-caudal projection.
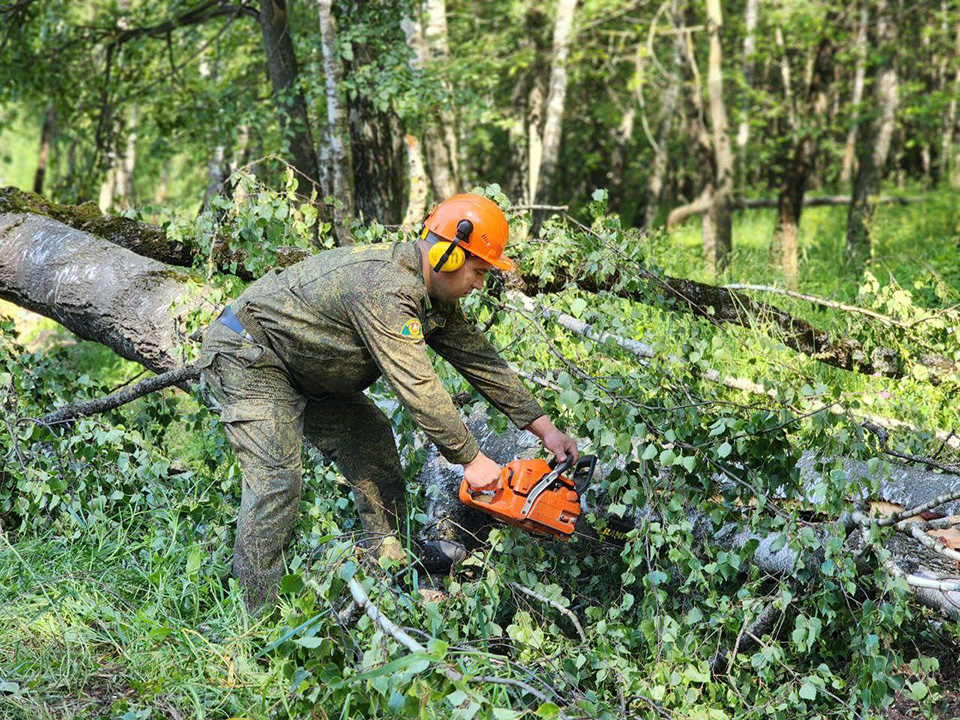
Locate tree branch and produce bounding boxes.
[27,364,199,428]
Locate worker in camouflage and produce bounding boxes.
[199,194,578,611]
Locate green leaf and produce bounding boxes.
[909,681,928,701]
[294,636,325,649]
[493,709,521,720]
[559,389,580,407]
[339,561,357,582]
[642,444,658,461]
[659,449,676,465]
[331,652,433,688]
[535,703,561,719]
[717,442,732,458]
[799,681,817,700]
[569,298,588,317]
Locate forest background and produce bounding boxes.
[1,0,960,718]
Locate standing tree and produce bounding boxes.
[769,16,837,289]
[846,0,900,267]
[530,0,578,237]
[705,0,733,272]
[318,0,356,245]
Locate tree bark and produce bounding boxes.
[735,0,758,154]
[705,0,733,273]
[846,0,899,268]
[33,106,55,196]
[257,0,326,216]
[421,0,460,199]
[318,0,355,245]
[641,0,685,228]
[401,134,428,228]
[943,17,960,188]
[840,3,869,185]
[530,0,578,236]
[769,26,836,290]
[341,1,405,224]
[0,212,201,375]
[7,192,952,383]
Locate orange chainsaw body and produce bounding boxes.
[458,457,583,538]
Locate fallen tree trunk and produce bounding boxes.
[1,199,958,622]
[5,188,952,385]
[418,408,960,620]
[0,212,204,376]
[528,262,956,383]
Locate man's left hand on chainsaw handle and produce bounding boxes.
[525,415,579,464]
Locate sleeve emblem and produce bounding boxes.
[400,319,423,338]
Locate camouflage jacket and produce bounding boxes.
[230,241,544,464]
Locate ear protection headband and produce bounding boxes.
[422,219,475,273]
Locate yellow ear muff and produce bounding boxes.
[428,241,465,272]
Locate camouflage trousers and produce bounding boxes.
[198,320,407,611]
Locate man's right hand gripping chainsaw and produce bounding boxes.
[458,455,632,545]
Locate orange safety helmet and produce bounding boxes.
[420,194,515,273]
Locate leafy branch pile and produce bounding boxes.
[2,187,960,718]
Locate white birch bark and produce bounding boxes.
[706,0,733,272]
[735,0,758,151]
[318,0,355,245]
[402,134,428,228]
[402,3,459,200]
[841,4,869,185]
[530,0,578,214]
[846,0,899,265]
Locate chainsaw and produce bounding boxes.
[459,455,616,541]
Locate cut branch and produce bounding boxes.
[29,364,199,427]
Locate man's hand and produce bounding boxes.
[525,415,579,464]
[463,451,502,492]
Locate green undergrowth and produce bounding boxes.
[2,185,960,718]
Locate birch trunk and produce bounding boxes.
[402,6,458,201]
[840,4,869,185]
[530,0,578,235]
[318,0,355,245]
[943,18,960,188]
[735,0,758,153]
[846,0,899,267]
[421,0,460,198]
[642,0,685,228]
[705,0,733,273]
[402,134,428,228]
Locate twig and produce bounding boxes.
[346,577,569,718]
[879,448,960,479]
[507,204,570,213]
[722,284,910,330]
[26,364,199,428]
[509,582,586,642]
[875,489,960,528]
[906,524,960,564]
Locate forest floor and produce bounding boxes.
[1,195,959,719]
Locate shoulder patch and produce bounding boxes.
[400,319,423,339]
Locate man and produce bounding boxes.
[199,193,578,610]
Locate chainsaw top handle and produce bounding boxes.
[548,454,597,489]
